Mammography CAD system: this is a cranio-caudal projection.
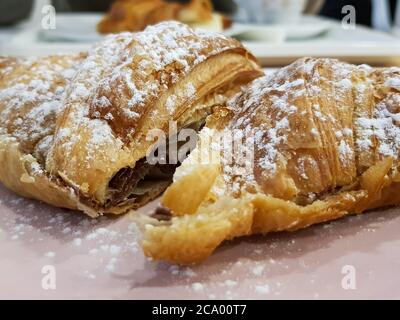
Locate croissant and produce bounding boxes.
[0,22,262,217]
[142,57,400,264]
[97,0,231,34]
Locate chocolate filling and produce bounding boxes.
[101,78,249,211]
[105,159,177,209]
[104,119,204,210]
[152,205,173,221]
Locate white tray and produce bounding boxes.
[1,14,399,66]
[244,17,400,66]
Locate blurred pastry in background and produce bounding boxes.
[98,0,232,34]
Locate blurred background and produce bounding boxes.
[0,0,399,67]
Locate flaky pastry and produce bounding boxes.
[0,22,262,217]
[142,58,400,264]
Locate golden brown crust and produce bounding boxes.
[142,58,400,265]
[0,54,93,214]
[97,0,225,34]
[0,135,79,210]
[47,22,261,214]
[0,22,261,216]
[0,55,83,155]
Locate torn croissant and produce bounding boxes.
[0,22,262,217]
[142,57,400,265]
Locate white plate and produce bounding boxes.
[225,17,331,42]
[284,21,331,40]
[37,13,331,43]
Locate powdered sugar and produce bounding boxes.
[50,21,241,177]
[165,83,196,115]
[255,284,270,295]
[214,58,399,200]
[385,77,400,90]
[257,117,289,173]
[338,140,353,164]
[88,21,237,127]
[251,265,265,276]
[0,55,81,160]
[338,78,353,90]
[355,95,400,158]
[165,95,177,114]
[192,282,204,291]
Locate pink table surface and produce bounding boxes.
[0,182,400,300]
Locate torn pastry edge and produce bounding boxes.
[140,157,399,265]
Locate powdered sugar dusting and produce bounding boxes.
[50,21,242,173]
[50,31,134,159]
[88,21,239,135]
[356,97,400,158]
[338,140,353,164]
[0,55,82,164]
[355,68,400,159]
[213,57,400,200]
